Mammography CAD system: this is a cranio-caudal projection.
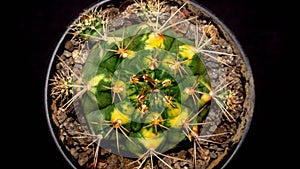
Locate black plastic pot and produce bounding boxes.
[44,0,255,168]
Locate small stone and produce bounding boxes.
[78,151,90,166]
[63,50,72,57]
[64,40,74,51]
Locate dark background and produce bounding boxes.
[22,0,285,168]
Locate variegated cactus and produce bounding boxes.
[47,0,254,169]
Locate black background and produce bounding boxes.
[22,0,285,168]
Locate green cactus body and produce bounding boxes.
[79,22,211,157]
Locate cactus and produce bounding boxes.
[47,0,254,169]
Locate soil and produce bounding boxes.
[46,0,254,169]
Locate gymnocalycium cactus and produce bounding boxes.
[47,0,252,168]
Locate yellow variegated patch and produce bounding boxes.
[126,50,135,59]
[166,102,181,117]
[88,74,105,87]
[167,109,189,128]
[179,45,196,64]
[145,32,164,49]
[111,108,130,124]
[139,128,165,149]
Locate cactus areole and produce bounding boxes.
[44,0,255,169]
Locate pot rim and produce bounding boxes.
[44,0,255,168]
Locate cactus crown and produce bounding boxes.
[47,0,253,168]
